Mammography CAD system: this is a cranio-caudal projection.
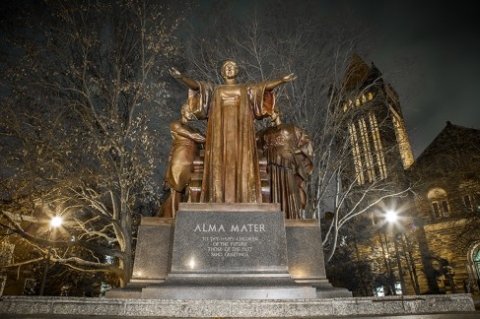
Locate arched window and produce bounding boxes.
[427,188,450,218]
[460,180,480,213]
[347,111,387,185]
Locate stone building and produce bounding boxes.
[408,121,480,294]
[332,53,480,296]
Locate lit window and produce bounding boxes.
[358,118,375,182]
[394,282,403,295]
[375,286,384,297]
[349,124,365,185]
[369,113,387,180]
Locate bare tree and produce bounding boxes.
[0,0,194,288]
[177,0,412,261]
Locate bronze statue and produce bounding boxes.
[256,110,314,218]
[157,103,205,217]
[169,60,295,203]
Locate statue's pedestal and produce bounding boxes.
[5,205,476,316]
[107,203,350,299]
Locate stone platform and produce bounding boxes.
[0,294,475,317]
[112,203,351,300]
[4,204,472,317]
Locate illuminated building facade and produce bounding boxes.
[332,54,480,296]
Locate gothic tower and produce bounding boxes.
[338,53,413,188]
[329,53,417,295]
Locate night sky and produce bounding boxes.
[2,0,479,159]
[325,1,480,158]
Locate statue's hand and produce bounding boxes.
[169,67,182,79]
[193,133,206,143]
[283,73,296,83]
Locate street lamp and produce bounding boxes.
[384,210,406,295]
[50,216,63,228]
[39,216,63,296]
[385,210,398,223]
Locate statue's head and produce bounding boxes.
[221,60,239,79]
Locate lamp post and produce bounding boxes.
[393,232,406,295]
[39,216,62,296]
[385,210,406,295]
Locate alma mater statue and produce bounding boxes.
[169,60,295,203]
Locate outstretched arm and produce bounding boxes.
[169,67,200,90]
[264,73,296,91]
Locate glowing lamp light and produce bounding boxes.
[188,258,196,269]
[385,210,398,223]
[50,216,63,228]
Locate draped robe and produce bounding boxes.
[189,82,275,203]
[256,123,314,218]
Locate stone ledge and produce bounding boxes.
[0,294,475,318]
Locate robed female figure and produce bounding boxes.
[169,61,295,203]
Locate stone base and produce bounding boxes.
[141,285,316,299]
[107,283,351,300]
[114,203,351,300]
[0,294,475,317]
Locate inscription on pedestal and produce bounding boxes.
[170,207,288,275]
[201,234,260,258]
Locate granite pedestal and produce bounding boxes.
[108,203,350,299]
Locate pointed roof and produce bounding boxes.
[414,121,480,166]
[342,53,383,90]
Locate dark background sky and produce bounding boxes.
[325,1,480,158]
[2,0,479,159]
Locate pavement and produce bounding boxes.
[2,294,479,318]
[2,314,480,319]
